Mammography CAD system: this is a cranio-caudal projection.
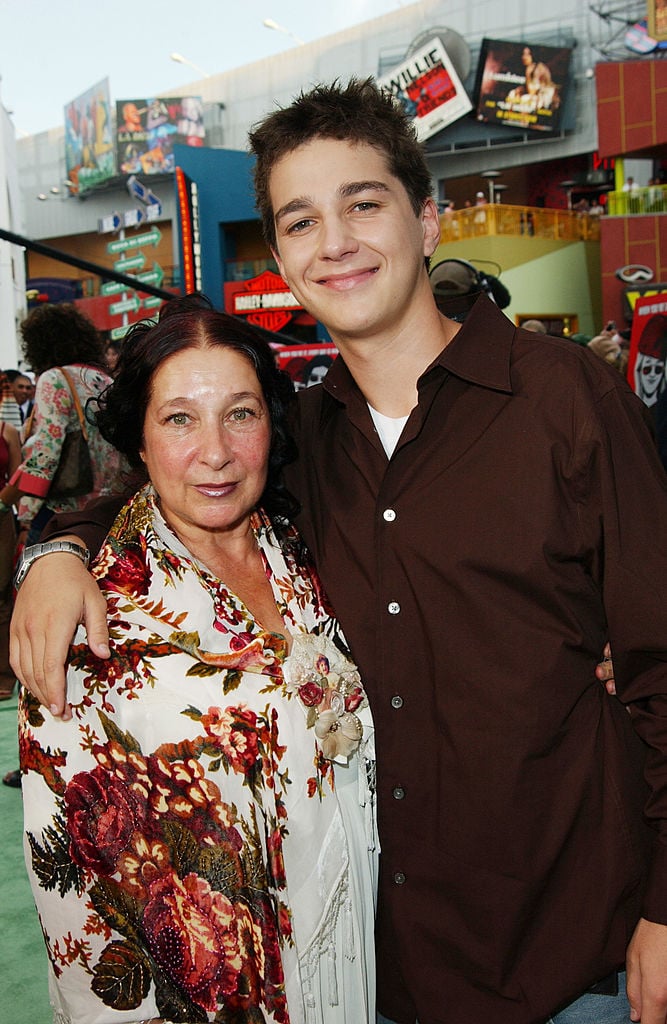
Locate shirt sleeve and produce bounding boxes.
[40,493,129,553]
[590,377,667,923]
[10,369,71,496]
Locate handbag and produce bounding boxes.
[48,368,94,499]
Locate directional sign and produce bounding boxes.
[107,226,162,255]
[109,325,131,341]
[98,212,121,234]
[123,208,145,228]
[114,252,146,273]
[145,203,162,221]
[142,296,164,310]
[109,296,141,316]
[135,263,165,288]
[101,280,127,297]
[127,175,161,207]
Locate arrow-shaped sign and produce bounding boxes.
[98,212,121,234]
[123,208,145,228]
[135,263,165,288]
[101,280,127,297]
[127,175,161,206]
[114,252,146,273]
[107,226,162,254]
[109,296,141,316]
[142,296,164,310]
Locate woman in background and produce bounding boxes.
[0,399,21,699]
[0,303,124,545]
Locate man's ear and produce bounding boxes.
[422,198,442,259]
[271,246,287,284]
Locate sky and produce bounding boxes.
[0,0,407,137]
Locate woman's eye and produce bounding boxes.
[167,413,189,426]
[229,407,256,422]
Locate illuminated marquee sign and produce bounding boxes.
[175,167,202,295]
[227,271,302,332]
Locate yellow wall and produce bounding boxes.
[432,235,602,336]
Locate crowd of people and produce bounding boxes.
[0,303,124,785]
[4,77,667,1024]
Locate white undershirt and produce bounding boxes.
[368,404,409,458]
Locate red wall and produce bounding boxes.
[600,215,667,327]
[596,60,667,160]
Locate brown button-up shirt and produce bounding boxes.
[48,296,667,1024]
[284,296,667,1023]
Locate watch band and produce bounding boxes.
[14,540,91,591]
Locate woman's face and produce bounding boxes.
[140,345,272,542]
[636,353,666,405]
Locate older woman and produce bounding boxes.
[19,299,377,1024]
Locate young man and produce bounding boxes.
[11,80,667,1024]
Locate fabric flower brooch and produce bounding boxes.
[282,633,367,763]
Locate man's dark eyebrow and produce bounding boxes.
[274,180,391,225]
[339,180,391,198]
[274,198,312,224]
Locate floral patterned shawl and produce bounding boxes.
[20,485,376,1024]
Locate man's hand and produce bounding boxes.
[596,642,616,695]
[10,545,109,718]
[627,918,667,1022]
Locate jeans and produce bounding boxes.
[377,972,630,1024]
[548,972,630,1023]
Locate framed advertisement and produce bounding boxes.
[473,39,572,132]
[378,37,472,141]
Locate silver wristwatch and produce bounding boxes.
[14,540,91,591]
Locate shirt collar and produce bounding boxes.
[433,293,514,393]
[322,293,515,405]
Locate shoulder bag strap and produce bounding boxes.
[58,367,89,443]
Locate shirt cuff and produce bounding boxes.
[10,466,51,497]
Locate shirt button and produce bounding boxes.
[394,871,406,885]
[388,601,401,615]
[383,508,397,522]
[391,695,404,709]
[393,786,405,800]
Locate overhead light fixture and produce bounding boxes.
[170,52,211,77]
[263,18,305,45]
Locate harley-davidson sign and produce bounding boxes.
[225,270,302,332]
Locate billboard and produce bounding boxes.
[626,293,667,413]
[272,343,339,390]
[116,97,206,176]
[648,0,667,42]
[64,78,116,194]
[473,39,572,132]
[378,38,472,141]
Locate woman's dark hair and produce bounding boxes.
[95,295,299,524]
[20,303,106,374]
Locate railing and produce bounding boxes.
[438,204,601,243]
[607,185,667,216]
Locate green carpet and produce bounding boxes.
[0,690,52,1023]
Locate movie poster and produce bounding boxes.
[272,343,339,390]
[116,97,206,176]
[64,78,116,194]
[473,39,572,132]
[627,293,667,411]
[648,0,667,42]
[378,38,472,141]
